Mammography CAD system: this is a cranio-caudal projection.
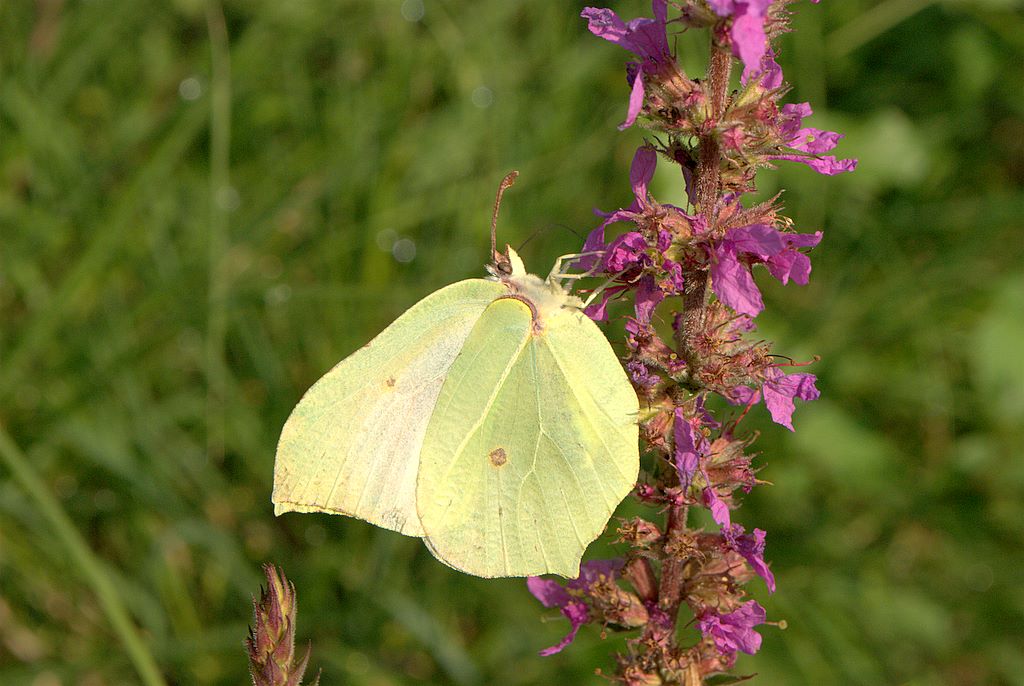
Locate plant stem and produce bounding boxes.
[658,503,688,615]
[663,34,734,640]
[694,40,732,215]
[678,39,732,374]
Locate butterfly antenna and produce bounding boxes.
[491,171,519,270]
[517,227,544,253]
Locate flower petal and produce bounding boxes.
[698,601,767,656]
[527,577,571,609]
[673,408,701,490]
[619,65,647,129]
[727,224,786,258]
[538,600,589,656]
[727,525,776,592]
[704,486,732,528]
[789,127,843,154]
[629,145,658,202]
[765,249,811,285]
[711,245,765,316]
[763,371,820,430]
[635,275,664,325]
[570,558,624,590]
[731,13,767,79]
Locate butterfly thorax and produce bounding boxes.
[487,247,584,329]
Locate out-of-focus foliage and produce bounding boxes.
[0,1,1021,684]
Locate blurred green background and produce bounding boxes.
[1,0,1022,684]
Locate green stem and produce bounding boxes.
[0,427,167,686]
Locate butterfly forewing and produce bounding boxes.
[273,278,505,536]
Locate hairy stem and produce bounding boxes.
[678,39,731,379]
[662,35,734,643]
[658,503,688,616]
[694,40,732,215]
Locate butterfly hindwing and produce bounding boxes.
[416,297,639,577]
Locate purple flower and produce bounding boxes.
[626,359,660,391]
[605,232,651,272]
[527,560,623,656]
[765,230,821,285]
[578,146,657,272]
[663,259,686,291]
[698,601,767,655]
[709,239,764,317]
[673,408,704,490]
[583,284,628,321]
[706,0,772,80]
[674,410,732,528]
[769,102,858,175]
[732,367,820,430]
[703,486,732,528]
[725,524,775,592]
[525,581,589,656]
[581,1,671,129]
[741,47,783,90]
[710,224,823,317]
[579,146,683,324]
[634,275,665,325]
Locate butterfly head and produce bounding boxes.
[487,244,527,280]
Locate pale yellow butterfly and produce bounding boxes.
[273,173,639,578]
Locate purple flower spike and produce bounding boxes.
[698,601,767,656]
[581,2,671,129]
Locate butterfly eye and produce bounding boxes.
[495,259,513,276]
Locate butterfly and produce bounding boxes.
[273,173,639,578]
